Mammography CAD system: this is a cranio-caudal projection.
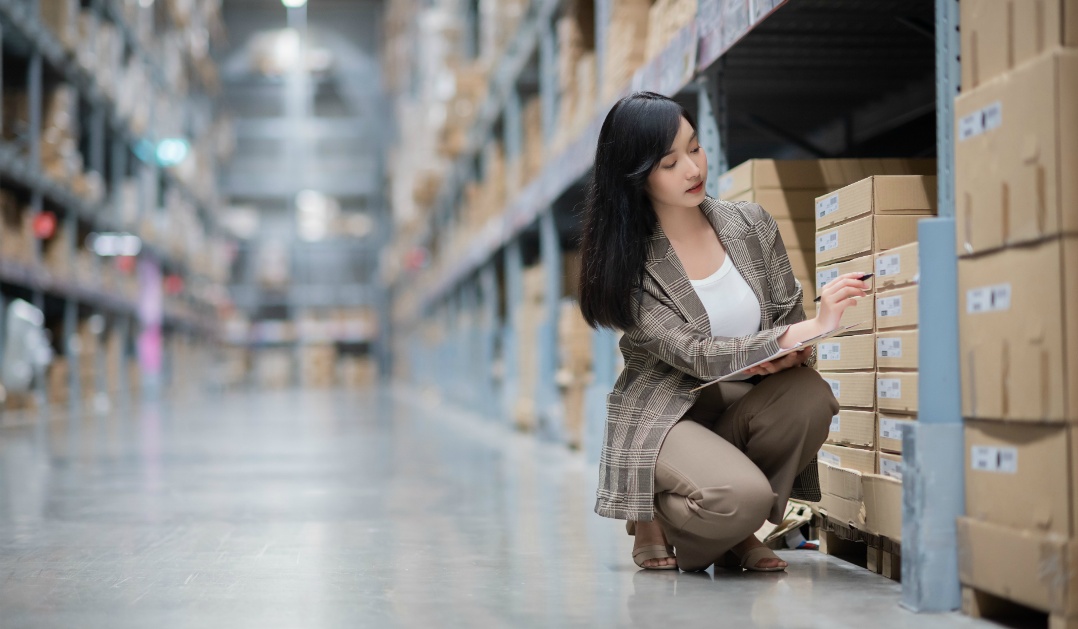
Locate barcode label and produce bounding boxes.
[818,449,841,467]
[970,445,1018,474]
[967,284,1012,314]
[877,296,903,318]
[816,194,839,219]
[877,337,903,358]
[824,378,841,398]
[878,378,902,399]
[876,254,901,277]
[817,268,839,291]
[817,231,839,253]
[879,458,904,481]
[958,101,1003,141]
[830,414,841,433]
[879,418,905,441]
[819,343,842,361]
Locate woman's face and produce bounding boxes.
[644,116,707,210]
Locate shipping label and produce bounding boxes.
[878,378,902,399]
[824,378,841,399]
[877,337,903,358]
[876,254,901,278]
[879,457,904,481]
[879,417,906,441]
[877,295,903,318]
[958,101,1003,141]
[966,283,1012,314]
[817,268,839,291]
[830,414,841,433]
[817,231,839,253]
[816,194,839,219]
[818,449,841,467]
[818,343,842,362]
[970,445,1018,474]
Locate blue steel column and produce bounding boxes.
[479,263,500,420]
[902,0,963,613]
[501,241,524,425]
[584,328,618,463]
[538,17,558,144]
[536,210,563,442]
[697,64,728,196]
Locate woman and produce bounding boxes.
[578,92,865,572]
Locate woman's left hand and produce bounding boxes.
[745,346,814,377]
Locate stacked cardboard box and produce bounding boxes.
[47,357,70,405]
[954,8,1078,622]
[0,193,33,266]
[340,355,378,388]
[719,158,936,318]
[76,318,104,401]
[256,350,293,390]
[600,0,652,103]
[553,1,597,152]
[556,299,592,450]
[814,176,936,483]
[522,97,545,184]
[300,344,337,389]
[644,0,697,60]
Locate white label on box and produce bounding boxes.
[970,445,1018,474]
[819,343,841,362]
[818,449,841,467]
[878,378,902,399]
[824,378,841,398]
[817,268,839,291]
[817,231,839,253]
[877,337,903,358]
[879,418,905,441]
[958,101,1003,141]
[966,283,1012,314]
[879,457,904,481]
[816,194,839,219]
[718,175,734,195]
[830,414,841,433]
[877,296,903,318]
[876,254,901,278]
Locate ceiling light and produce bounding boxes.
[282,0,307,7]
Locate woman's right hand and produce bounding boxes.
[815,272,871,332]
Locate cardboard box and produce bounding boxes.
[879,414,916,454]
[955,50,1078,256]
[964,421,1075,535]
[772,219,816,253]
[817,462,866,528]
[727,188,826,220]
[815,214,923,266]
[874,242,919,291]
[958,518,1078,619]
[819,371,876,410]
[820,444,877,474]
[877,451,904,482]
[717,158,937,199]
[877,371,919,414]
[958,237,1078,422]
[876,328,919,370]
[787,249,814,283]
[827,409,876,449]
[960,0,1078,89]
[875,285,919,331]
[816,254,877,295]
[816,332,875,371]
[862,474,903,541]
[814,175,936,231]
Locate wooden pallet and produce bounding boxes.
[816,515,901,582]
[963,585,1078,629]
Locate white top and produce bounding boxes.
[689,253,762,339]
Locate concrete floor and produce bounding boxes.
[0,387,998,628]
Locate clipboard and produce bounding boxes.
[690,322,866,392]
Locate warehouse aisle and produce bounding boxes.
[0,388,990,629]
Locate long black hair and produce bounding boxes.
[578,91,698,330]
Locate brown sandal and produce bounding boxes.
[626,520,677,570]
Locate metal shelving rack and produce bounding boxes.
[390,0,964,611]
[0,0,226,413]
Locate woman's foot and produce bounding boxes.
[629,520,677,569]
[729,534,787,570]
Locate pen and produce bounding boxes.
[814,273,874,302]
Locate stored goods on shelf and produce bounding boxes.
[875,329,918,371]
[816,332,875,372]
[874,242,919,291]
[819,371,875,410]
[819,444,876,474]
[814,254,876,332]
[815,214,923,267]
[601,0,652,103]
[960,0,1078,89]
[826,409,876,449]
[717,158,936,200]
[876,371,918,415]
[814,175,936,231]
[644,0,697,61]
[875,285,919,331]
[878,414,914,454]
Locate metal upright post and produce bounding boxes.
[584,327,619,463]
[594,0,611,99]
[504,88,523,190]
[538,18,558,144]
[697,63,728,196]
[479,263,500,421]
[501,241,523,425]
[537,209,562,442]
[902,0,963,613]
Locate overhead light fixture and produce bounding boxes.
[156,138,190,167]
[282,0,307,7]
[88,233,143,257]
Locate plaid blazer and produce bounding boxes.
[595,196,821,521]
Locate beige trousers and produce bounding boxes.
[653,366,837,572]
